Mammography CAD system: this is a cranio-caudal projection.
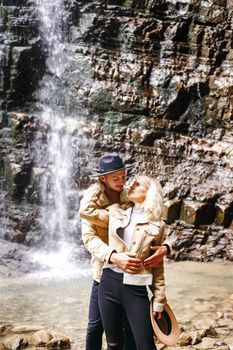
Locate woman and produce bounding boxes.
[87,175,168,350]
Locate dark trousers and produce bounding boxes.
[86,281,103,350]
[86,280,137,350]
[98,269,157,350]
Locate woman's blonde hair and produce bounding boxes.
[136,175,164,221]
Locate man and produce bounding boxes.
[79,154,171,350]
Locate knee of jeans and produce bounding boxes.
[88,318,103,328]
[87,322,103,337]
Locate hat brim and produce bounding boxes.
[150,301,180,346]
[91,164,133,177]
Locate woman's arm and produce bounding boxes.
[149,260,167,312]
[148,221,168,311]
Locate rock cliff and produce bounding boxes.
[0,0,232,275]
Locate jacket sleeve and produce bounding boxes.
[79,184,109,228]
[149,221,168,311]
[81,219,115,263]
[149,260,167,312]
[161,221,172,253]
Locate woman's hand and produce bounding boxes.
[110,252,141,273]
[153,311,162,319]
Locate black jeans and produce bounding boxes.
[86,280,137,350]
[86,281,103,350]
[98,269,157,350]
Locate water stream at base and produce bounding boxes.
[0,261,232,349]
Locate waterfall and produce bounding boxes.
[0,177,9,238]
[31,0,90,275]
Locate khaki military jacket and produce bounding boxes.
[79,181,127,282]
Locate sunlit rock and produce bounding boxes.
[2,334,28,350]
[190,330,203,345]
[0,326,13,337]
[47,336,70,349]
[218,318,233,330]
[0,325,70,350]
[193,319,218,330]
[178,331,192,346]
[192,336,217,349]
[204,325,218,338]
[31,330,53,346]
[11,326,44,334]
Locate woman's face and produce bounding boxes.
[127,179,147,203]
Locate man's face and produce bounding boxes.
[100,169,126,192]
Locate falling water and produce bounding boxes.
[0,177,9,237]
[31,0,89,274]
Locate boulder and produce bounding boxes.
[31,330,53,346]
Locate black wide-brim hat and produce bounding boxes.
[150,299,180,346]
[92,154,133,177]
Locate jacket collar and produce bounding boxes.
[118,206,161,226]
[118,206,148,225]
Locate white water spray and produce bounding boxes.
[32,0,88,274]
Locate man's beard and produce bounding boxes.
[107,186,123,193]
[105,180,123,193]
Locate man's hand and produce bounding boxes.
[110,252,141,273]
[143,245,168,268]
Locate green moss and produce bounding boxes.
[0,6,7,19]
[91,88,121,112]
[123,0,133,8]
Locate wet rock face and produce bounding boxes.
[69,0,233,261]
[0,0,233,272]
[0,0,45,109]
[77,1,232,130]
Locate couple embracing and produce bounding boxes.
[79,154,177,350]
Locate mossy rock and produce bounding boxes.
[90,89,121,112]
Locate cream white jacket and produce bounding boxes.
[94,206,167,311]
